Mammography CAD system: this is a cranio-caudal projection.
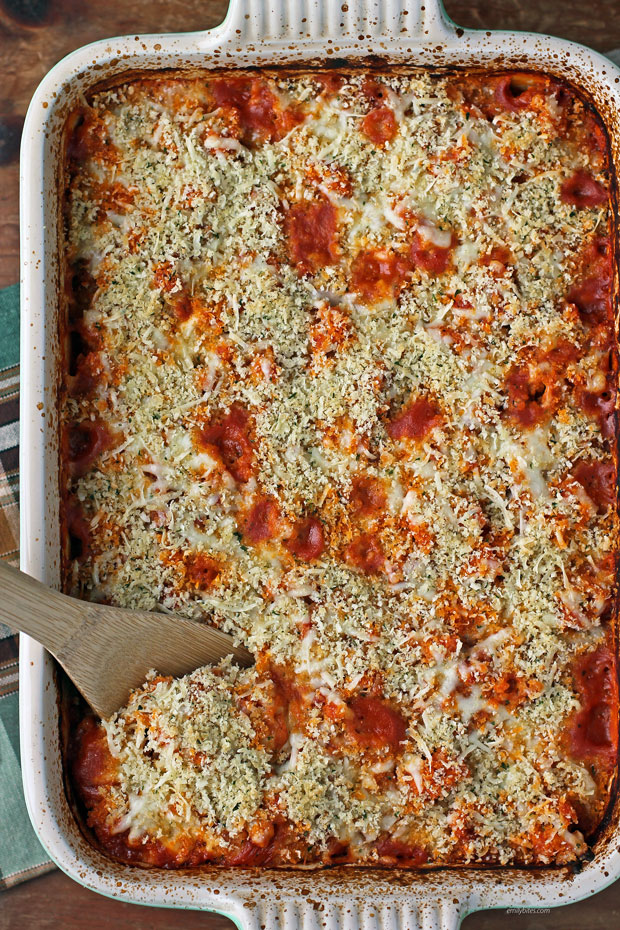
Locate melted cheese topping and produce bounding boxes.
[63,70,617,869]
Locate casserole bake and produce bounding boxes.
[62,68,618,870]
[19,0,620,925]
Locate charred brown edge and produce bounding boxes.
[55,61,620,872]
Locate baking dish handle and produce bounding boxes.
[223,0,457,44]
[235,899,464,930]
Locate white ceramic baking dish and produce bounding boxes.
[19,0,620,926]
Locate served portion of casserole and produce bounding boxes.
[62,69,618,868]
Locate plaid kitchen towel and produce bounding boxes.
[0,283,54,889]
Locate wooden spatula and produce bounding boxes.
[0,561,253,718]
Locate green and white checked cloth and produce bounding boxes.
[0,283,54,889]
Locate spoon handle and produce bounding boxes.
[0,561,85,654]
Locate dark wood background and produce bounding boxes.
[2,0,620,927]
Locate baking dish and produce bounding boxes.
[19,0,620,926]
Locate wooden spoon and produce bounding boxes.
[0,562,253,719]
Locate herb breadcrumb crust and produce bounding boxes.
[63,69,618,868]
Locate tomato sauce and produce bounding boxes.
[225,820,317,867]
[584,112,608,157]
[171,293,195,322]
[570,276,613,328]
[387,396,442,441]
[561,171,608,208]
[285,197,339,276]
[410,231,453,275]
[70,351,104,397]
[72,716,118,795]
[66,420,114,478]
[361,79,390,105]
[68,260,97,323]
[242,497,280,545]
[184,553,222,590]
[481,245,512,267]
[286,516,325,561]
[237,670,290,756]
[316,72,344,97]
[349,475,387,518]
[96,181,136,216]
[504,366,555,428]
[325,838,351,861]
[226,837,276,866]
[69,321,104,396]
[68,319,100,372]
[309,303,351,358]
[480,245,512,276]
[306,161,354,198]
[453,74,560,122]
[212,77,302,146]
[504,341,578,429]
[570,646,618,765]
[345,533,385,574]
[351,248,411,303]
[547,339,580,368]
[572,460,616,514]
[494,74,548,112]
[374,836,428,865]
[361,106,398,147]
[67,110,117,164]
[348,696,407,752]
[568,237,613,327]
[65,499,91,562]
[98,825,203,868]
[577,381,616,439]
[263,677,290,754]
[198,405,254,483]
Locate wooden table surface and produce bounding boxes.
[2,0,620,927]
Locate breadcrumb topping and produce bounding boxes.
[64,70,617,868]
